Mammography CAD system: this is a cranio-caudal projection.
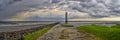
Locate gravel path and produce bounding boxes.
[37,24,99,40]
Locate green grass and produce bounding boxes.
[77,24,120,40]
[62,24,74,27]
[111,24,120,28]
[24,27,51,40]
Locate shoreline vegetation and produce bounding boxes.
[77,24,120,40]
[24,27,51,40]
[62,24,74,27]
[23,23,120,40]
[23,22,59,40]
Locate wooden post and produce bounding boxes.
[65,12,68,24]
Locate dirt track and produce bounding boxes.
[37,24,100,40]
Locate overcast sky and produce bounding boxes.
[0,0,120,21]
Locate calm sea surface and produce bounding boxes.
[0,21,119,27]
[61,21,120,27]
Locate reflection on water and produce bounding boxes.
[0,21,55,27]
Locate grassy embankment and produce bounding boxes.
[77,24,120,40]
[62,24,74,27]
[24,27,51,40]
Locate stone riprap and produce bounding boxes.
[0,22,59,40]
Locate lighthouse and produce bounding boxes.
[65,12,68,24]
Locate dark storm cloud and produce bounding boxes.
[0,0,120,21]
[0,0,52,20]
